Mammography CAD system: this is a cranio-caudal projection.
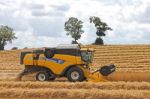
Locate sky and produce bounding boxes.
[0,0,150,49]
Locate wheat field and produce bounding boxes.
[0,45,150,98]
[0,81,149,99]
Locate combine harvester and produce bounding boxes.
[18,44,115,82]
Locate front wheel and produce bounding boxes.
[67,67,85,82]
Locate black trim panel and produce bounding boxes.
[55,49,80,56]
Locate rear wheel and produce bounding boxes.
[67,67,85,82]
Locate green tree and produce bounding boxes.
[0,25,17,50]
[90,16,112,45]
[64,17,84,44]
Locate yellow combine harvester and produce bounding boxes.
[18,44,115,82]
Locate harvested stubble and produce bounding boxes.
[0,89,149,99]
[91,45,150,69]
[0,81,149,99]
[0,81,150,90]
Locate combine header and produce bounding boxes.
[18,44,115,82]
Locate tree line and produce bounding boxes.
[65,16,112,44]
[0,16,112,50]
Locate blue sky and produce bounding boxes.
[0,0,150,49]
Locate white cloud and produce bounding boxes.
[0,0,150,49]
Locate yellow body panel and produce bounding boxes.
[23,53,89,78]
[79,66,91,79]
[24,54,34,65]
[22,48,108,82]
[88,72,108,82]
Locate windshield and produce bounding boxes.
[81,51,94,63]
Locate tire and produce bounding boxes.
[47,71,56,81]
[67,67,85,82]
[36,71,49,81]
